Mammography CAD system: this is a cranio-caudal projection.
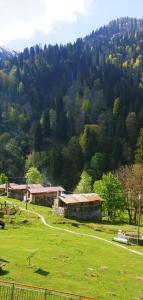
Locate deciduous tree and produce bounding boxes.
[26,167,43,184]
[94,172,125,221]
[75,170,92,193]
[0,173,8,184]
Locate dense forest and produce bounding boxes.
[0,17,143,189]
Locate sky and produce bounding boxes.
[1,0,143,51]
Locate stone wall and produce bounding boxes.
[53,201,102,221]
[8,190,26,201]
[65,203,102,221]
[52,205,66,217]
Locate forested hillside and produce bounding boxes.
[0,17,143,189]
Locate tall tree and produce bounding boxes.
[94,172,125,221]
[90,152,106,180]
[135,128,143,163]
[80,124,103,161]
[116,164,143,224]
[62,137,83,189]
[75,170,92,193]
[0,173,8,184]
[126,112,137,147]
[26,167,43,184]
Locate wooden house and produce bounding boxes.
[8,184,27,200]
[0,184,6,195]
[8,183,43,201]
[0,182,24,197]
[27,186,65,207]
[53,193,103,221]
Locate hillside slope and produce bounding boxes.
[0,17,143,188]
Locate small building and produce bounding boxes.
[0,184,6,195]
[8,183,43,201]
[28,186,65,207]
[53,193,103,221]
[8,184,27,201]
[0,182,23,197]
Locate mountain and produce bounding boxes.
[0,47,14,61]
[0,17,143,189]
[108,17,143,32]
[86,17,143,39]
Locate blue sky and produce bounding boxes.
[1,0,143,51]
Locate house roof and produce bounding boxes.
[59,193,103,204]
[9,184,27,190]
[0,183,18,189]
[0,184,6,189]
[28,186,65,194]
[9,183,43,191]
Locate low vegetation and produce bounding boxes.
[0,197,143,300]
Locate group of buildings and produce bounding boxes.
[0,182,103,221]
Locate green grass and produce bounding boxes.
[0,196,143,300]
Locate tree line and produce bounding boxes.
[75,163,143,225]
[0,17,143,192]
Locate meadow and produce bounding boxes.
[0,196,143,300]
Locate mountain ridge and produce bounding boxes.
[0,17,143,188]
[2,17,143,54]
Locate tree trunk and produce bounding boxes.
[127,208,133,224]
[134,209,137,225]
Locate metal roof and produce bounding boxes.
[9,183,43,191]
[9,184,27,190]
[59,193,103,204]
[28,186,65,194]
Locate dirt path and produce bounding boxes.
[21,207,143,257]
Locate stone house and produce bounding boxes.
[27,186,65,207]
[52,193,103,221]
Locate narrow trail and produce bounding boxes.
[21,207,143,257]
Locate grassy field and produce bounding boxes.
[0,196,143,300]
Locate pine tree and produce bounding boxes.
[135,128,143,163]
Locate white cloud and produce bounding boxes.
[0,0,92,46]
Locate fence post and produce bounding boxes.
[44,288,47,300]
[10,283,15,300]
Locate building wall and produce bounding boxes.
[8,190,26,201]
[53,205,65,217]
[0,188,6,195]
[29,192,58,207]
[66,202,102,221]
[53,200,102,221]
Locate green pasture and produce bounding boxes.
[0,196,143,300]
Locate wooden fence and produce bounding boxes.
[0,280,97,300]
